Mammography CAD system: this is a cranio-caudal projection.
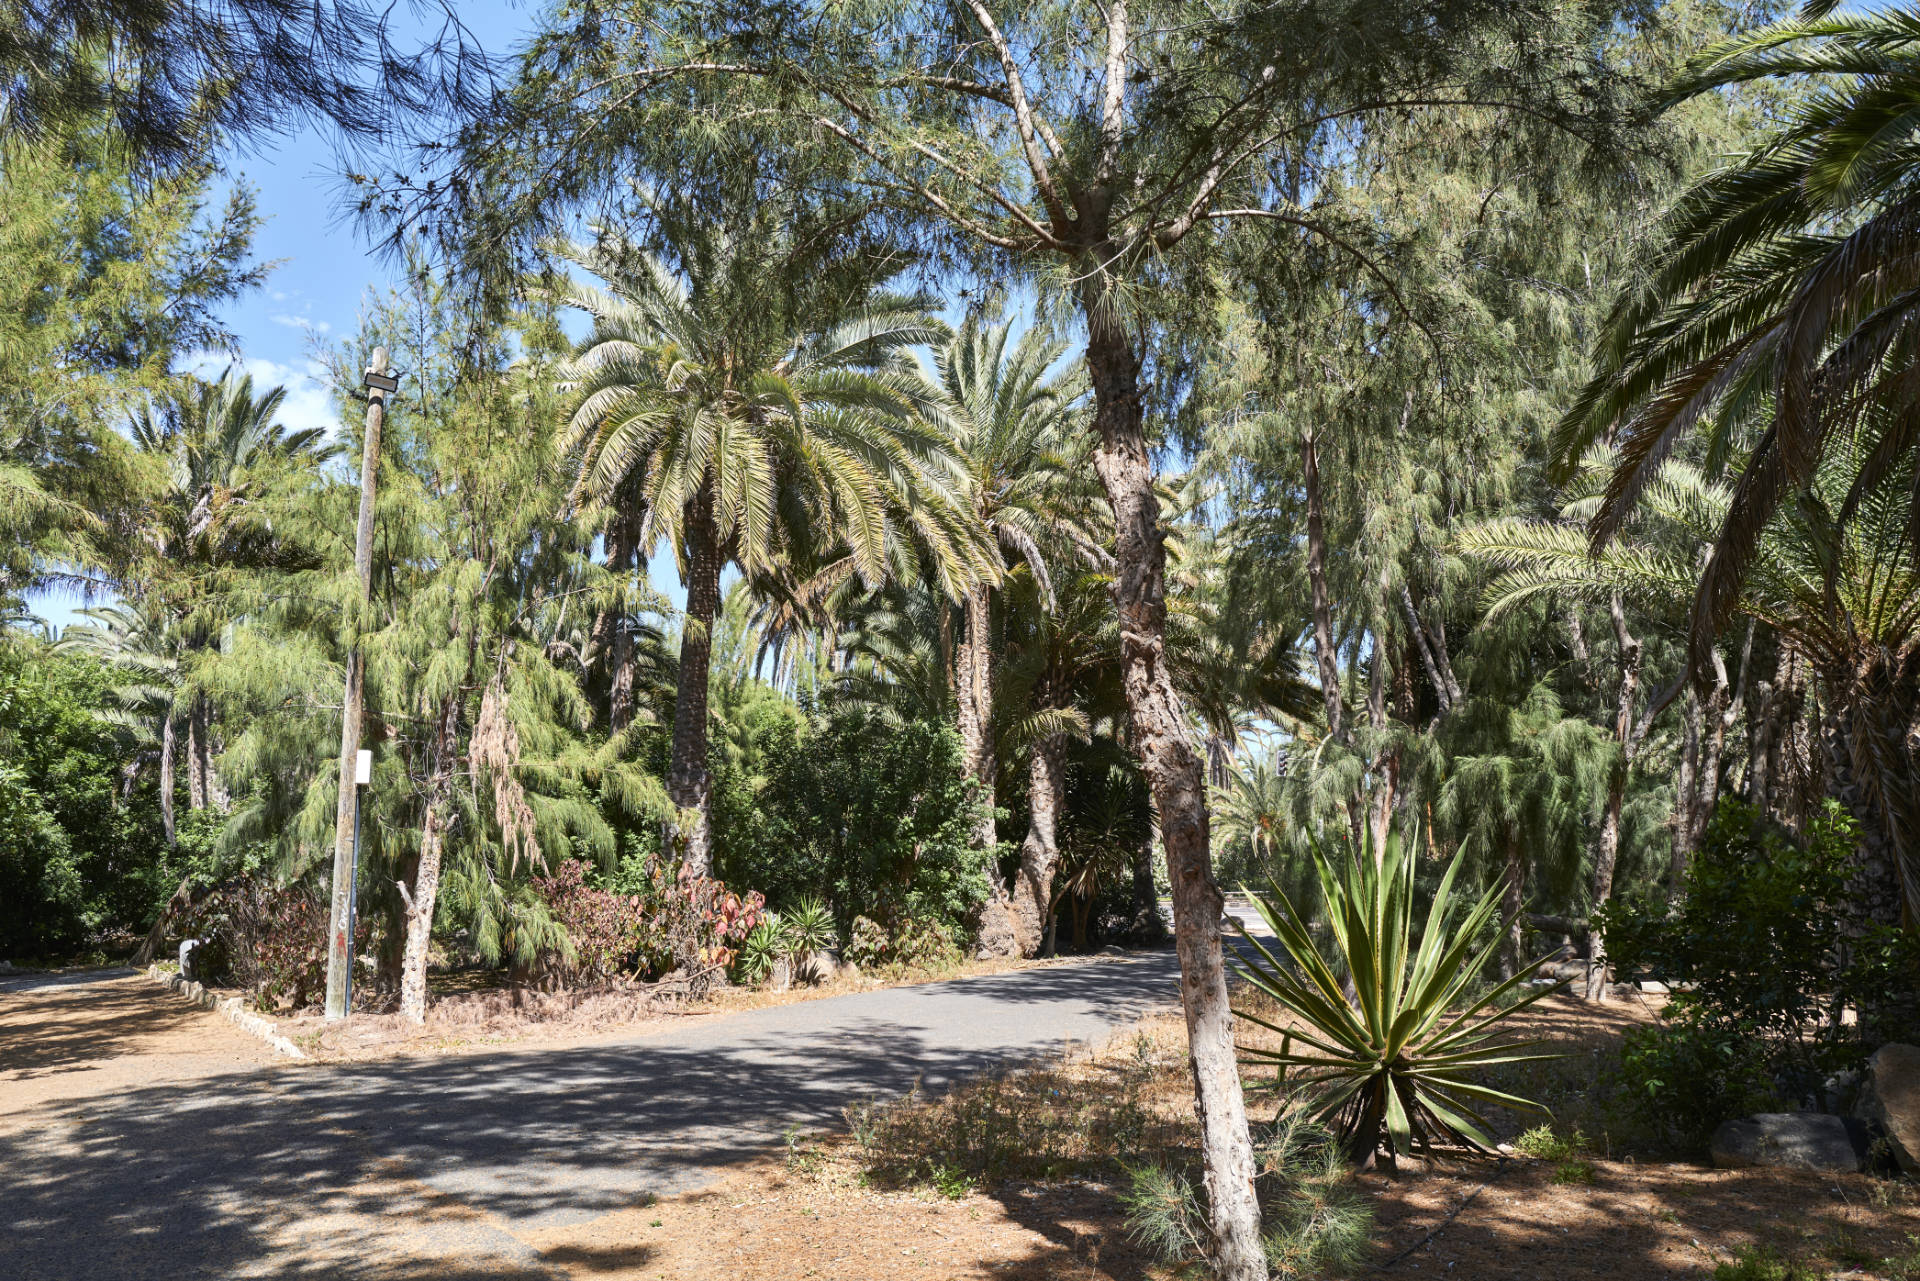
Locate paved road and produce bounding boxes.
[1,953,1186,1281]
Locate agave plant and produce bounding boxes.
[1232,825,1563,1166]
[780,898,838,964]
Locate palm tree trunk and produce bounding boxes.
[1012,734,1064,956]
[1303,430,1343,742]
[592,480,644,732]
[958,587,997,849]
[159,709,177,848]
[1127,827,1164,942]
[399,695,457,1024]
[1083,300,1262,1281]
[186,697,208,811]
[667,480,723,877]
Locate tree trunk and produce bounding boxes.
[1500,828,1526,981]
[1011,734,1063,956]
[1083,303,1262,1279]
[957,587,998,849]
[186,696,208,811]
[1303,430,1344,742]
[1586,595,1641,1002]
[399,695,458,1024]
[1128,827,1165,943]
[1672,686,1701,896]
[159,709,177,848]
[666,480,723,877]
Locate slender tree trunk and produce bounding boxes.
[667,480,723,876]
[186,697,208,811]
[1083,302,1262,1278]
[159,709,177,848]
[1424,604,1464,710]
[1402,586,1450,716]
[1672,686,1701,896]
[1303,430,1343,742]
[1587,595,1641,1002]
[1501,827,1526,981]
[959,587,998,849]
[1011,734,1064,956]
[399,695,458,1024]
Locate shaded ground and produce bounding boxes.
[1,952,1181,1281]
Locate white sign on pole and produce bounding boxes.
[355,749,372,786]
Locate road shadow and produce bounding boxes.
[2,952,1185,1281]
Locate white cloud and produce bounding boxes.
[269,313,331,335]
[182,352,341,440]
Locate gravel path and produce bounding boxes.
[1,952,1182,1280]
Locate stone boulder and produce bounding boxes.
[1857,1043,1920,1175]
[1709,1113,1873,1172]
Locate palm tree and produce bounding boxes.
[1461,443,1920,929]
[552,224,991,874]
[57,600,185,845]
[1562,7,1920,659]
[931,317,1097,852]
[128,369,336,813]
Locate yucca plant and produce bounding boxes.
[1233,825,1564,1167]
[780,898,837,962]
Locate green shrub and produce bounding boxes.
[1713,1245,1822,1281]
[1599,799,1920,1148]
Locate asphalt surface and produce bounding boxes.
[1,951,1187,1281]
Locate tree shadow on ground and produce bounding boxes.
[1,952,1183,1281]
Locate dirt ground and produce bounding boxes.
[0,970,273,1114]
[517,995,1920,1281]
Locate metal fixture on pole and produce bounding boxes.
[324,349,397,1020]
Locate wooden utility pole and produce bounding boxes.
[324,348,398,1020]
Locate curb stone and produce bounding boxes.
[145,964,306,1061]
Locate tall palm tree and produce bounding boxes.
[1563,7,1920,659]
[553,225,991,874]
[1461,443,1920,928]
[128,369,336,813]
[931,317,1097,852]
[57,600,185,845]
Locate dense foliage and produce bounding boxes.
[1602,800,1920,1148]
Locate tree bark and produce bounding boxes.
[1083,302,1262,1278]
[1303,430,1344,743]
[186,696,208,811]
[1672,686,1701,896]
[957,587,998,849]
[1011,734,1063,956]
[159,709,177,848]
[1586,595,1642,1002]
[399,695,458,1024]
[1500,827,1527,981]
[667,479,723,877]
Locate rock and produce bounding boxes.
[793,951,838,986]
[1638,980,1669,995]
[1709,1113,1873,1172]
[767,957,793,993]
[1858,1043,1920,1175]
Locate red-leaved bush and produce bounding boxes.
[186,879,367,1011]
[529,860,644,982]
[529,858,765,991]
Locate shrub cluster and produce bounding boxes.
[528,856,764,988]
[186,879,367,1011]
[844,914,961,972]
[1599,799,1920,1150]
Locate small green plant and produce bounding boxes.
[1118,1162,1207,1264]
[1551,1159,1596,1185]
[1513,1124,1585,1162]
[1712,1245,1821,1281]
[781,898,836,961]
[732,916,784,986]
[927,1161,972,1200]
[1234,823,1563,1164]
[1257,1104,1373,1280]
